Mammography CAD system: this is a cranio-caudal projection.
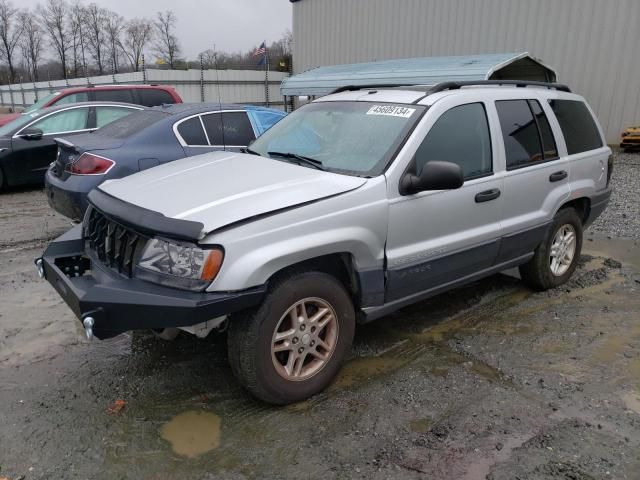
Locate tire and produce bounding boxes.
[228,271,355,405]
[0,167,5,192]
[519,208,583,291]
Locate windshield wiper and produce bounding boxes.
[267,151,325,171]
[243,147,261,156]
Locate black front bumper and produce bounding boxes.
[39,226,266,339]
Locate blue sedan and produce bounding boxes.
[45,103,286,220]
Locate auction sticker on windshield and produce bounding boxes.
[366,105,416,118]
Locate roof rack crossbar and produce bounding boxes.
[330,80,571,96]
[429,80,571,93]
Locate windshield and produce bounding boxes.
[93,110,170,138]
[23,92,59,113]
[249,101,425,176]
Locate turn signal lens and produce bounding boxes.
[201,249,225,281]
[66,153,115,175]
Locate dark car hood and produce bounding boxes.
[54,133,125,152]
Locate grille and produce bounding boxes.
[85,207,146,277]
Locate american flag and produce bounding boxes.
[253,41,267,57]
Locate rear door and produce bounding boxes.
[10,106,91,182]
[495,98,570,262]
[385,98,504,302]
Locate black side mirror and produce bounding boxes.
[400,160,464,195]
[19,127,44,141]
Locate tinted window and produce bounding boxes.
[203,112,254,146]
[529,100,558,159]
[94,110,170,139]
[415,103,492,180]
[95,106,137,128]
[177,116,208,145]
[51,92,89,105]
[137,89,175,107]
[548,99,603,154]
[496,100,543,169]
[92,89,134,103]
[30,107,89,134]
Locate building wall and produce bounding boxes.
[292,0,640,142]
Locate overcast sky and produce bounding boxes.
[19,0,292,60]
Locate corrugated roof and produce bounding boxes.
[281,52,556,97]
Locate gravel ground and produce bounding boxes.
[589,151,640,239]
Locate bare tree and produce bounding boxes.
[69,1,86,77]
[84,3,107,74]
[19,10,43,82]
[153,11,180,68]
[120,18,152,72]
[0,0,22,83]
[39,0,70,79]
[104,10,124,73]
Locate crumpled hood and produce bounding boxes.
[98,151,366,234]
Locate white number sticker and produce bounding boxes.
[366,105,416,118]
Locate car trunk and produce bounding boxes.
[52,135,124,179]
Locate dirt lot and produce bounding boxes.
[1,156,640,480]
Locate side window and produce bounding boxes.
[529,100,558,159]
[495,100,544,169]
[176,116,208,146]
[95,106,137,128]
[92,89,134,103]
[137,89,175,107]
[203,112,255,146]
[415,103,492,180]
[53,92,89,105]
[548,99,603,154]
[29,108,89,134]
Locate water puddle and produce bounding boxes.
[584,234,640,270]
[409,417,432,433]
[621,391,640,414]
[160,410,221,458]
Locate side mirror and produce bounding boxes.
[400,160,464,195]
[19,127,44,140]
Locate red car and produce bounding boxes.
[0,84,182,127]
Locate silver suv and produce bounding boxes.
[38,80,613,404]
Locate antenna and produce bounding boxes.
[213,44,226,150]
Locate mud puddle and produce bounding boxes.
[584,232,640,269]
[161,410,222,458]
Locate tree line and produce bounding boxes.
[0,0,292,85]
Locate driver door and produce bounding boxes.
[384,99,504,302]
[11,106,91,182]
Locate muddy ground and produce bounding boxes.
[1,177,640,479]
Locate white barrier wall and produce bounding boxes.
[0,69,288,110]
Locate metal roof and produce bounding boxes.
[281,52,557,97]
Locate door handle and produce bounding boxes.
[549,170,568,182]
[475,188,501,203]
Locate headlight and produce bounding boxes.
[135,238,224,291]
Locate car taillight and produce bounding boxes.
[65,153,115,175]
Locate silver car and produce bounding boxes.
[38,80,612,404]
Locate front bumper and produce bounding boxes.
[38,225,266,339]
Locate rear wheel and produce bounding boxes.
[519,208,583,290]
[228,271,355,405]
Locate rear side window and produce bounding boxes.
[496,100,551,169]
[95,106,137,128]
[529,100,558,159]
[93,110,170,139]
[92,89,134,103]
[203,112,255,146]
[176,116,208,146]
[137,89,175,107]
[548,99,603,154]
[416,103,492,180]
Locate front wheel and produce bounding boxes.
[228,271,355,405]
[519,208,583,290]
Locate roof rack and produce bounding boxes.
[429,80,571,93]
[330,80,571,96]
